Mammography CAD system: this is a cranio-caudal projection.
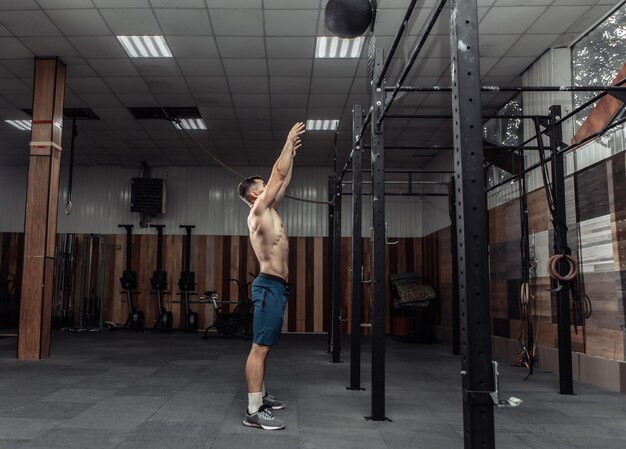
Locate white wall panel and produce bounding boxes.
[0,164,425,237]
[0,166,27,232]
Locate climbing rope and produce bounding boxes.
[172,117,334,207]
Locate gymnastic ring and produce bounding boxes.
[520,282,530,305]
[547,254,578,282]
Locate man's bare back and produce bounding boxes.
[248,206,289,281]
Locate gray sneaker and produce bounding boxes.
[263,394,286,410]
[243,406,285,430]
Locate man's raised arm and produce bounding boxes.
[255,122,305,210]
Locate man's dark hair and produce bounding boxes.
[238,176,263,204]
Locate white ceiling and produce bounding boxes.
[0,0,619,169]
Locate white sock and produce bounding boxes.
[262,382,267,397]
[248,392,263,414]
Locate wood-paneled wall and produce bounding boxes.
[1,233,425,335]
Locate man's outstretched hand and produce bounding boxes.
[288,122,306,152]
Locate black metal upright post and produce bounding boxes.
[448,179,461,356]
[518,150,533,374]
[327,176,335,353]
[349,105,364,389]
[331,162,342,363]
[369,48,387,421]
[449,0,496,447]
[549,104,574,395]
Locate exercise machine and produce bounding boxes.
[150,224,172,331]
[117,224,143,331]
[202,274,253,339]
[178,225,198,332]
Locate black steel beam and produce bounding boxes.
[518,150,533,376]
[450,1,496,447]
[388,85,626,93]
[341,192,448,197]
[347,169,455,174]
[369,48,387,422]
[379,0,449,126]
[448,179,460,356]
[349,105,364,391]
[326,176,335,354]
[331,161,342,364]
[385,114,540,120]
[486,114,626,193]
[376,0,420,87]
[549,105,573,395]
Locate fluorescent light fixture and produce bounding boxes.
[306,119,339,131]
[5,120,31,131]
[174,118,207,130]
[316,36,364,58]
[117,36,172,58]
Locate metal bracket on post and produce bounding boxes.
[361,266,372,284]
[384,222,399,245]
[463,362,523,408]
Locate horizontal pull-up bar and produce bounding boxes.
[386,85,626,93]
[380,0,448,128]
[385,114,543,120]
[347,169,453,174]
[342,180,449,186]
[341,192,449,197]
[376,0,420,88]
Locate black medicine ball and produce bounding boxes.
[325,0,373,39]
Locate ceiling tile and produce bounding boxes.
[270,94,308,108]
[66,77,111,94]
[0,10,62,36]
[480,7,547,34]
[264,0,320,8]
[144,77,189,93]
[199,107,236,119]
[487,57,536,76]
[528,6,591,34]
[20,37,80,58]
[222,59,267,77]
[36,0,95,7]
[269,77,309,94]
[567,4,614,33]
[69,37,128,59]
[310,77,353,94]
[192,93,232,107]
[66,64,98,77]
[232,93,270,108]
[100,8,162,35]
[46,9,110,36]
[206,0,262,8]
[308,94,348,108]
[266,37,315,58]
[154,8,212,36]
[235,108,270,120]
[0,0,39,9]
[104,77,150,94]
[154,92,195,106]
[92,0,150,8]
[91,107,134,120]
[479,34,520,58]
[133,59,182,77]
[312,59,359,77]
[149,0,206,6]
[167,36,219,58]
[210,9,264,36]
[0,79,30,95]
[186,77,229,93]
[88,59,140,77]
[268,59,312,77]
[216,36,266,58]
[507,34,558,57]
[178,58,224,77]
[79,94,124,108]
[264,10,319,36]
[0,38,33,59]
[229,77,269,93]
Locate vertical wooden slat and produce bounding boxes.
[287,236,298,332]
[313,237,324,332]
[296,238,306,332]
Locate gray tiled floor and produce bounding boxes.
[0,332,625,449]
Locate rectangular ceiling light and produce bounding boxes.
[174,118,207,130]
[117,36,172,58]
[315,36,364,58]
[4,120,31,131]
[306,119,339,131]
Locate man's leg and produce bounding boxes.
[246,343,271,413]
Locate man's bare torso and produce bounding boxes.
[248,206,288,281]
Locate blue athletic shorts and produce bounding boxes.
[251,273,291,346]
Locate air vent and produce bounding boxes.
[131,178,166,215]
[21,108,100,120]
[128,107,201,120]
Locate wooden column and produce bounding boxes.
[18,58,66,360]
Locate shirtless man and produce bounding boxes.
[237,122,305,430]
